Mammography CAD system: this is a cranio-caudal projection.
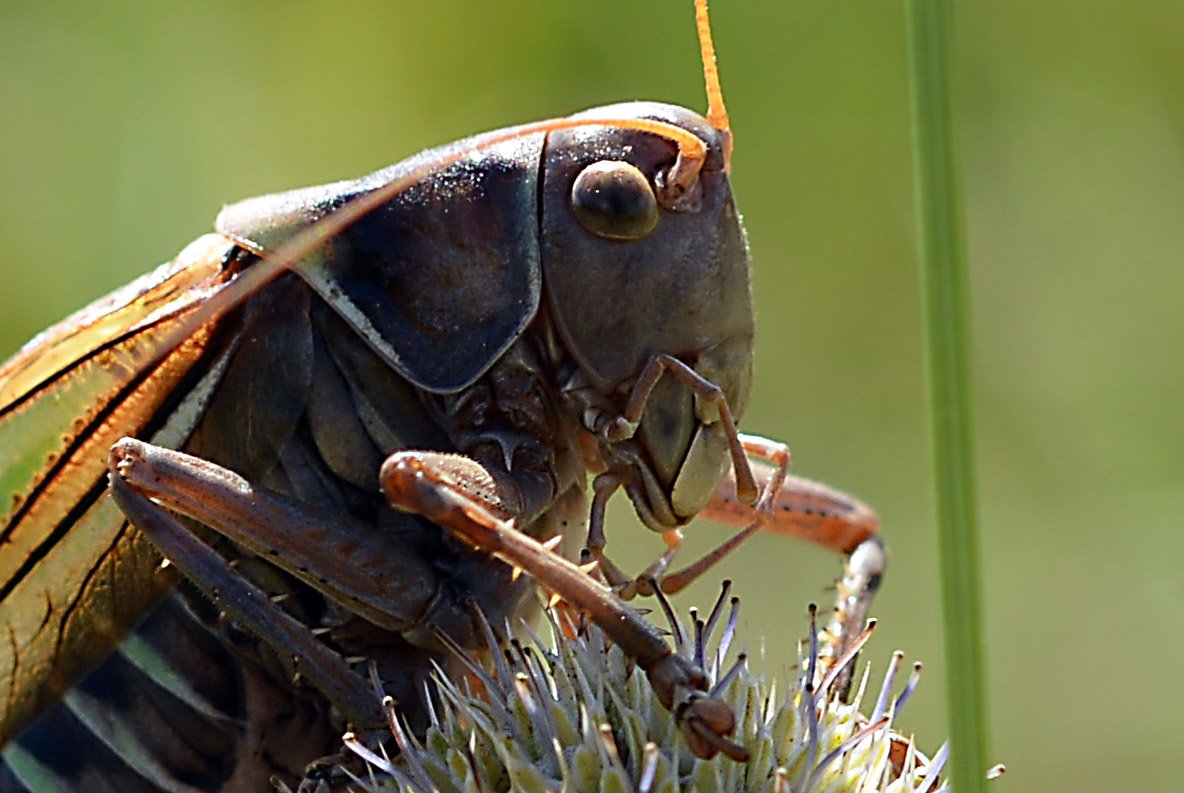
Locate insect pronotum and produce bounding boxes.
[0,2,882,790]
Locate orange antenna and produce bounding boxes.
[695,0,733,171]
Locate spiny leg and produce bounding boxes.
[106,438,480,645]
[380,451,750,762]
[106,437,502,727]
[600,432,881,596]
[694,436,886,690]
[822,535,886,699]
[702,434,880,556]
[590,431,884,691]
[107,441,382,729]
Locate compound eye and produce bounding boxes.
[571,161,660,241]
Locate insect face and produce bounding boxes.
[540,102,753,531]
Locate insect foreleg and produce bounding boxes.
[823,535,886,698]
[586,429,884,701]
[587,433,788,601]
[590,429,884,678]
[603,433,883,598]
[705,434,881,555]
[584,352,759,552]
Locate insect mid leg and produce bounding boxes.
[379,451,750,762]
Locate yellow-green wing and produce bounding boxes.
[0,233,238,744]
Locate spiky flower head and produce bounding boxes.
[338,577,950,793]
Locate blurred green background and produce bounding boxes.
[1,1,1181,789]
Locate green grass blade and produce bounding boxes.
[904,1,989,791]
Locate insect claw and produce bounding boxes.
[686,707,750,762]
[641,651,749,761]
[673,690,749,762]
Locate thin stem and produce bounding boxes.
[905,1,988,792]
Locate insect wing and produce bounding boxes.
[0,233,237,743]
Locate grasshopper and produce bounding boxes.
[0,3,881,790]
